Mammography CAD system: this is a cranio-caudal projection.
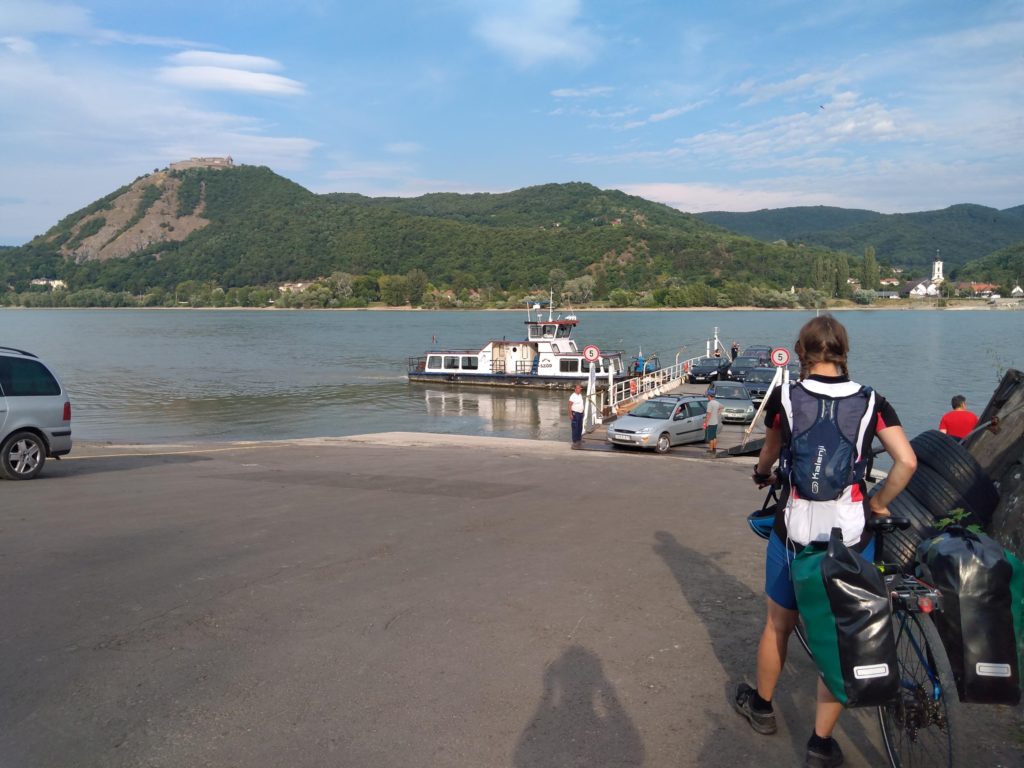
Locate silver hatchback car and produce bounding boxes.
[0,347,72,480]
[606,394,709,453]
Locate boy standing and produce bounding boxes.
[704,391,723,455]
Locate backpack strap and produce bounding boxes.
[853,386,875,462]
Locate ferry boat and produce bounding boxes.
[407,301,630,389]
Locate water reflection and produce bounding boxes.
[418,385,564,438]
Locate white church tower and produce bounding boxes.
[932,250,944,284]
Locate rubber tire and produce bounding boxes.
[906,463,986,528]
[879,612,966,768]
[910,430,998,525]
[0,431,46,480]
[870,486,937,569]
[655,433,671,454]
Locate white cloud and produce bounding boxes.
[168,51,283,72]
[619,100,708,130]
[618,182,847,213]
[0,1,198,48]
[0,36,35,54]
[157,65,305,95]
[551,86,614,98]
[473,0,599,67]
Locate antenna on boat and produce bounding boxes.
[548,288,554,322]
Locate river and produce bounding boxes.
[1,308,1020,444]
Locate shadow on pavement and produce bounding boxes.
[513,645,645,768]
[652,531,889,767]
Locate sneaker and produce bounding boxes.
[805,739,844,768]
[732,683,777,735]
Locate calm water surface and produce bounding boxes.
[1,308,1020,444]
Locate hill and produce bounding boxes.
[696,204,1024,270]
[0,164,837,303]
[957,241,1024,289]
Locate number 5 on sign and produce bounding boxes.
[582,345,601,363]
[771,347,790,367]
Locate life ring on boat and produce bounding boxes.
[629,379,637,395]
[684,362,690,373]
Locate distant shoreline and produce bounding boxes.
[2,302,1019,312]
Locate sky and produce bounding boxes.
[1,0,1022,245]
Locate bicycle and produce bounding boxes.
[748,492,965,768]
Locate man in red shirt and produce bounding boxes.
[939,395,978,439]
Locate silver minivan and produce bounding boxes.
[0,347,72,480]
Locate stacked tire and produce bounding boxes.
[872,430,999,568]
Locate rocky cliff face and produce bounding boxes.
[54,171,210,262]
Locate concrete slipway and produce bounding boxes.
[1,434,1020,767]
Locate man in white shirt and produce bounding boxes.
[568,384,585,448]
[703,390,723,456]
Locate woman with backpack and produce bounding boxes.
[732,314,918,768]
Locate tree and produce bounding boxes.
[379,274,409,305]
[562,275,595,303]
[862,246,879,291]
[406,269,428,305]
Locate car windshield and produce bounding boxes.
[630,400,677,419]
[694,357,718,367]
[713,384,748,400]
[745,369,776,383]
[732,357,761,367]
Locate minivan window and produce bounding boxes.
[0,357,61,397]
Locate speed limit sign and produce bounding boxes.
[770,347,791,367]
[582,345,601,362]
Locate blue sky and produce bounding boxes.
[1,0,1022,244]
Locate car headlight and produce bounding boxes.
[746,406,755,413]
[637,426,653,434]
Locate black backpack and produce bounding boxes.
[780,383,874,501]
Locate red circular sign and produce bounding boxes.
[582,345,601,362]
[771,347,791,367]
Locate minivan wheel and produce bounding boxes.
[656,433,671,454]
[1,431,46,480]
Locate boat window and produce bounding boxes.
[427,355,442,369]
[556,325,572,338]
[444,356,460,370]
[542,324,556,339]
[461,356,479,370]
[560,359,579,373]
[528,325,542,340]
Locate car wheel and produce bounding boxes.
[655,433,671,454]
[1,431,46,480]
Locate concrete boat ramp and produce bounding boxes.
[3,434,1020,767]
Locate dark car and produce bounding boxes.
[725,355,766,382]
[743,345,773,361]
[687,356,732,384]
[743,367,779,403]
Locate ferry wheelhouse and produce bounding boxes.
[407,303,628,389]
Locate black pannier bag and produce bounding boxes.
[793,528,898,707]
[916,528,1024,704]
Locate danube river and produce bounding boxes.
[1,308,1020,444]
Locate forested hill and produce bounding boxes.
[1,164,836,297]
[958,241,1024,287]
[696,204,1024,269]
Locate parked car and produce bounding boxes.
[707,381,756,423]
[743,345,773,360]
[607,394,709,453]
[0,347,72,480]
[687,356,732,384]
[725,355,766,381]
[743,367,779,403]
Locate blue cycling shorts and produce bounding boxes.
[764,530,875,610]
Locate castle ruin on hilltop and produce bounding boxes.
[168,156,234,171]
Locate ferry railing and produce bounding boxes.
[589,353,706,426]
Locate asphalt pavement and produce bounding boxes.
[1,434,1020,767]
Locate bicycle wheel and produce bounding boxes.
[878,611,966,768]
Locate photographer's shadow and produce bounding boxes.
[513,645,644,768]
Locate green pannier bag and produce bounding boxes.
[792,527,898,707]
